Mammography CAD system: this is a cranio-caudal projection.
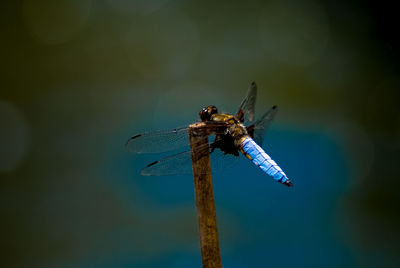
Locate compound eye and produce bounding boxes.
[199,105,218,122]
[199,107,210,122]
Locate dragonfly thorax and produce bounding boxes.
[209,113,248,148]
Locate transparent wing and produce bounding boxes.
[247,105,278,146]
[236,81,257,124]
[141,138,239,176]
[210,146,239,172]
[126,127,190,154]
[126,122,229,154]
[141,150,194,176]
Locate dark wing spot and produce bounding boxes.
[126,134,142,148]
[272,105,277,109]
[146,161,159,167]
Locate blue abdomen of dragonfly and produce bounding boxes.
[240,137,292,187]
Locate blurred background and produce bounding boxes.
[1,0,399,267]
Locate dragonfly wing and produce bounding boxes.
[126,127,190,154]
[247,105,278,146]
[141,139,239,176]
[210,146,239,173]
[141,150,194,176]
[236,81,257,124]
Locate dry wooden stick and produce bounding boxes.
[189,122,222,268]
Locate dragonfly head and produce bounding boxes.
[200,105,218,122]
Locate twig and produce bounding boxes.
[189,122,222,268]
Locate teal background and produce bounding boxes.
[1,0,399,267]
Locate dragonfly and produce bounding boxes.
[126,82,292,187]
